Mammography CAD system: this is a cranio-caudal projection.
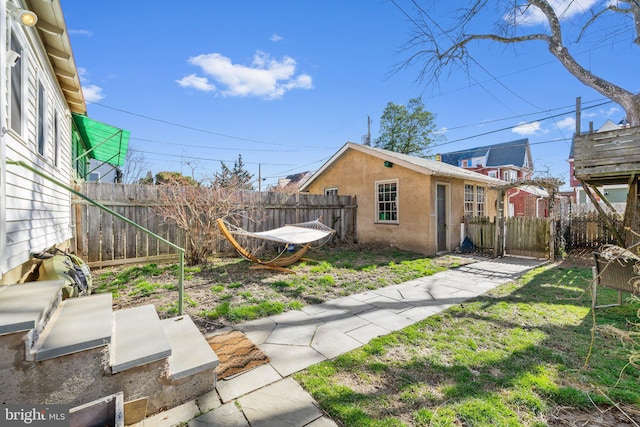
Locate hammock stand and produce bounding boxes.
[216,218,335,273]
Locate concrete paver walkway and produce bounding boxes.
[134,256,545,427]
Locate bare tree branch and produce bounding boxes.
[396,0,640,125]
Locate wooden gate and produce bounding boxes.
[504,217,550,258]
[465,216,551,258]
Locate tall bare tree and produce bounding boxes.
[121,146,149,184]
[395,0,640,125]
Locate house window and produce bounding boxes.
[376,180,398,223]
[503,170,517,182]
[487,170,497,178]
[10,33,24,135]
[37,82,46,156]
[53,111,60,167]
[464,184,474,217]
[325,187,338,196]
[476,186,485,217]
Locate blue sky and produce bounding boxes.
[61,1,638,190]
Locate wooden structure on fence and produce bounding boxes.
[573,121,640,249]
[72,182,356,267]
[489,178,562,260]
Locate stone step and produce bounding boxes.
[32,293,113,361]
[110,305,171,374]
[0,280,63,336]
[160,315,219,381]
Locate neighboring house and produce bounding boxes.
[1,0,128,283]
[439,138,533,182]
[569,119,629,205]
[86,159,123,183]
[272,171,312,192]
[299,142,503,255]
[439,139,549,218]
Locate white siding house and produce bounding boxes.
[1,0,85,282]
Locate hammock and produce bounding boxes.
[216,218,335,273]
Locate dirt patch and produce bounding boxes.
[558,250,597,269]
[547,405,640,426]
[93,245,476,333]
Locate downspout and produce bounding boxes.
[6,160,186,315]
[507,187,521,217]
[536,195,545,218]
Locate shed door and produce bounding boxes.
[437,184,447,252]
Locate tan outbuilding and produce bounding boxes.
[300,142,504,255]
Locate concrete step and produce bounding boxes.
[160,315,219,381]
[111,305,171,374]
[0,280,63,336]
[32,293,113,361]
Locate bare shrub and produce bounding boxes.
[154,181,263,265]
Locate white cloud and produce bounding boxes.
[512,121,542,135]
[602,106,621,117]
[77,68,104,102]
[507,0,600,26]
[175,74,216,92]
[182,51,313,99]
[69,29,92,36]
[271,34,283,42]
[82,84,104,102]
[556,117,575,131]
[435,127,448,135]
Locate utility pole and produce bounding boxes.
[258,164,262,192]
[367,115,371,145]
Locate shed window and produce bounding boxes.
[376,180,398,223]
[325,187,338,196]
[465,184,486,217]
[476,186,485,217]
[464,184,474,216]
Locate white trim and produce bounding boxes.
[36,79,47,158]
[9,28,29,140]
[374,178,399,224]
[300,142,503,192]
[324,187,338,196]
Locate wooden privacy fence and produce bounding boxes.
[72,182,356,267]
[464,216,495,254]
[561,211,624,250]
[464,216,551,259]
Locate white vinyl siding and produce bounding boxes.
[1,21,74,276]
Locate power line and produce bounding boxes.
[131,136,335,153]
[431,99,613,149]
[88,101,326,150]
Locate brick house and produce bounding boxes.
[439,139,549,218]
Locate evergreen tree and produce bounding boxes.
[214,154,254,190]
